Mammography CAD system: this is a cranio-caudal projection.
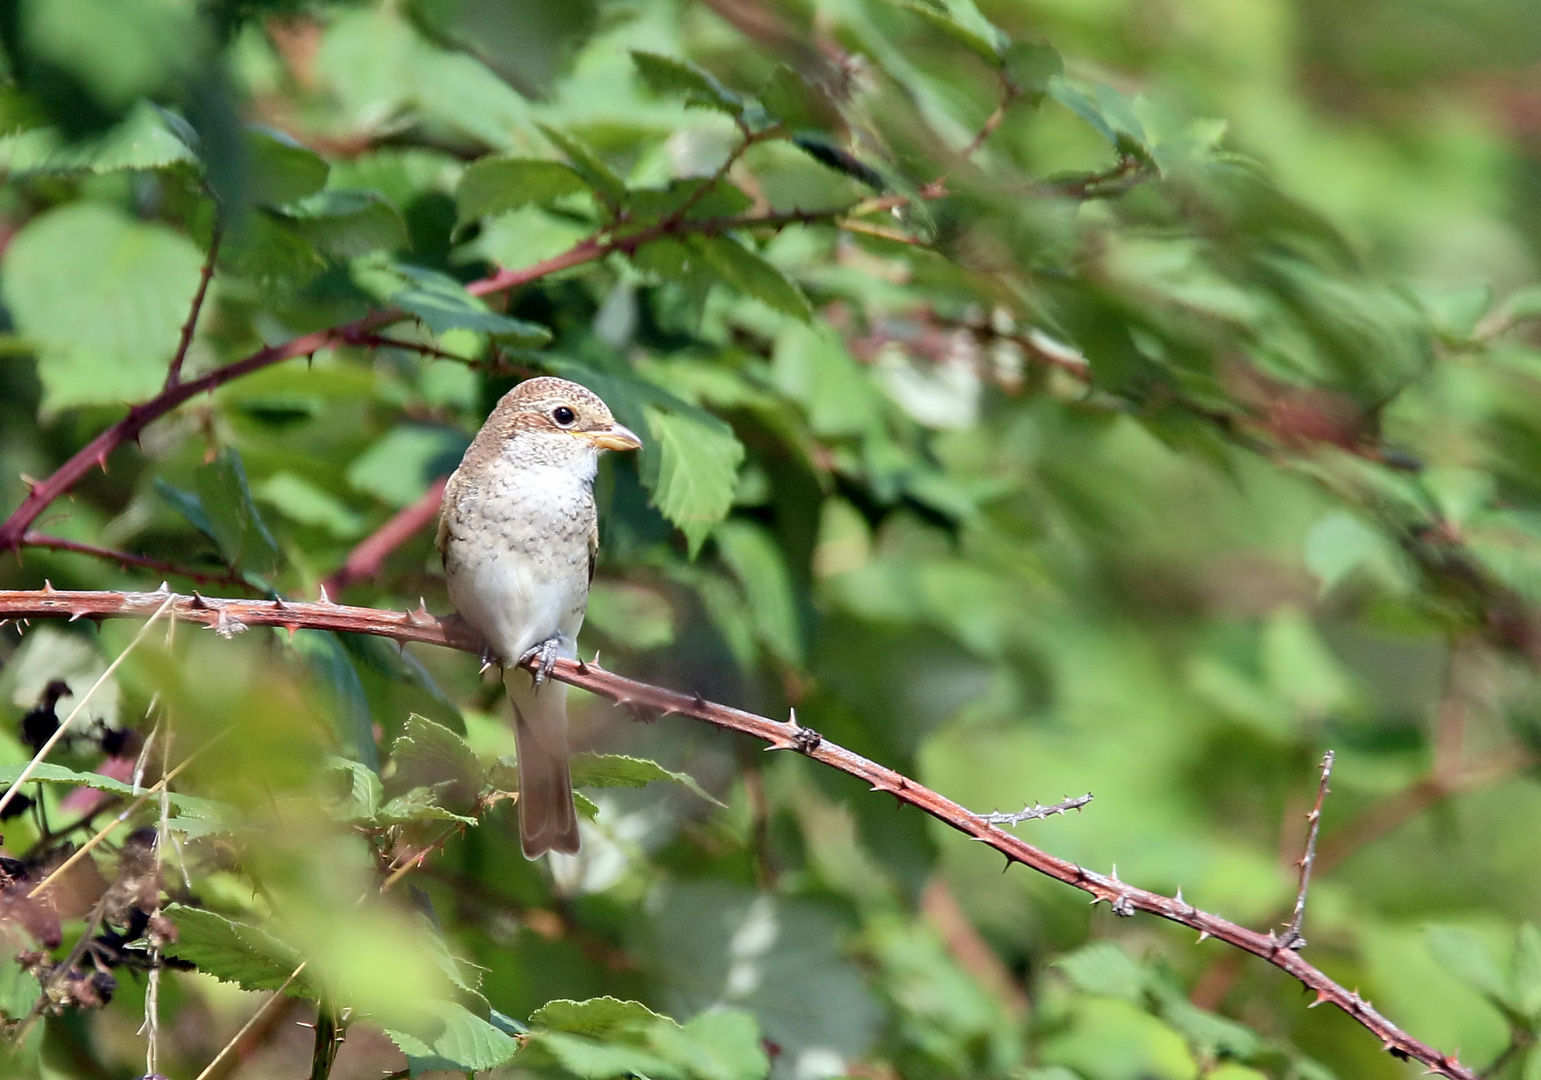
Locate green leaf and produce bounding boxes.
[375,787,480,826]
[624,179,754,224]
[0,948,41,1021]
[22,0,197,118]
[537,123,627,205]
[772,323,884,437]
[0,762,221,818]
[630,51,745,115]
[279,190,409,257]
[713,520,804,666]
[760,65,823,129]
[383,1000,522,1076]
[292,630,379,771]
[328,756,384,823]
[1158,998,1261,1060]
[1512,924,1541,1018]
[1054,943,1148,1001]
[532,997,670,1037]
[1046,77,1118,147]
[0,101,197,175]
[1503,283,1541,324]
[466,205,593,272]
[386,264,553,343]
[1303,512,1405,595]
[569,752,726,807]
[346,424,467,508]
[691,235,813,321]
[584,581,676,650]
[163,905,317,998]
[247,127,330,207]
[386,713,484,816]
[651,1010,770,1080]
[643,882,880,1073]
[455,156,590,227]
[193,447,281,576]
[530,1031,681,1080]
[891,0,1007,61]
[1003,41,1063,94]
[255,471,366,539]
[155,478,216,545]
[1427,925,1512,1008]
[2,202,206,413]
[642,404,745,556]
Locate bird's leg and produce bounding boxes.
[518,635,562,689]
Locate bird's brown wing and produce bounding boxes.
[587,516,599,585]
[434,474,454,563]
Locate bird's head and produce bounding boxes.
[484,376,643,474]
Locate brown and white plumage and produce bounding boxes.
[437,377,641,857]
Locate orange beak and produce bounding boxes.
[582,423,643,452]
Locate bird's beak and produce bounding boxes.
[581,423,643,452]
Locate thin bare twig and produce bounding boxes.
[0,587,1485,1080]
[191,963,308,1080]
[21,531,255,589]
[164,220,223,389]
[1279,751,1333,950]
[1316,749,1531,874]
[27,749,200,899]
[143,720,172,1079]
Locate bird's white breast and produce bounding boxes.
[442,460,595,665]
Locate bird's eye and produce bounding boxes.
[552,406,576,426]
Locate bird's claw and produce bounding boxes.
[519,636,561,689]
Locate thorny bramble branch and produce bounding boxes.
[1280,750,1333,950]
[980,793,1093,825]
[0,588,1483,1080]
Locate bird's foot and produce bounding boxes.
[479,646,500,676]
[518,636,561,689]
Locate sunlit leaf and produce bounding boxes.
[384,1000,522,1076]
[692,235,813,321]
[164,905,318,998]
[642,404,745,556]
[538,123,627,204]
[455,156,590,226]
[2,202,205,412]
[569,752,725,807]
[714,520,804,666]
[631,51,744,115]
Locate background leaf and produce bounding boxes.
[2,202,205,412]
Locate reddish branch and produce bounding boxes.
[320,477,448,597]
[19,533,252,589]
[164,221,222,390]
[0,587,1483,1080]
[1,314,389,551]
[0,201,905,555]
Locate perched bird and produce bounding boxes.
[437,377,642,857]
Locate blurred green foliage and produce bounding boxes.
[1,0,1541,1078]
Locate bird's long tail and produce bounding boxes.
[505,668,580,858]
